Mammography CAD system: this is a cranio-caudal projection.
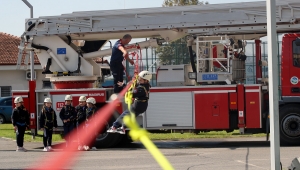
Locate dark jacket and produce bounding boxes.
[59,105,76,126]
[39,106,58,130]
[75,105,87,125]
[131,83,150,114]
[11,105,30,127]
[86,106,97,121]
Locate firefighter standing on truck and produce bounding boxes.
[59,95,76,147]
[11,96,30,152]
[82,97,98,151]
[75,96,87,151]
[39,97,57,152]
[110,34,134,93]
[107,70,152,134]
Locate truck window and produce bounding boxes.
[4,99,12,106]
[293,40,300,67]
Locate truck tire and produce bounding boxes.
[94,116,123,148]
[0,114,5,124]
[279,104,300,145]
[94,121,123,148]
[120,132,133,145]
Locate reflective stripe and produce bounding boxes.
[16,122,26,126]
[135,99,147,102]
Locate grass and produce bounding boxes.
[0,123,266,142]
[148,130,266,140]
[0,123,63,142]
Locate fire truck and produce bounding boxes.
[14,0,300,147]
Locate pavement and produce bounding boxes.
[0,136,298,170]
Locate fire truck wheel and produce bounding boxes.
[94,120,123,148]
[279,104,300,146]
[117,131,133,146]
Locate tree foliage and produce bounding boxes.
[162,0,208,6]
[156,38,190,65]
[157,0,208,65]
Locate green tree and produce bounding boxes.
[156,37,190,65]
[162,0,208,6]
[157,0,208,65]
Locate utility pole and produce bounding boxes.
[21,0,34,81]
[266,0,281,169]
[22,0,36,139]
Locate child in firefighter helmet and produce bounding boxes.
[39,97,58,151]
[75,96,87,151]
[11,96,30,152]
[82,97,98,151]
[59,95,76,147]
[107,70,152,134]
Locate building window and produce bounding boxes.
[43,81,52,89]
[0,86,11,97]
[293,40,300,67]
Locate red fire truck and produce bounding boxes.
[14,0,300,147]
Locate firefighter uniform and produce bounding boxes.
[83,97,98,151]
[11,102,30,150]
[75,105,87,128]
[39,106,57,149]
[110,39,126,93]
[112,82,150,129]
[59,105,76,145]
[75,96,87,150]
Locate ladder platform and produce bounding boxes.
[23,0,300,39]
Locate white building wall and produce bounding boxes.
[0,68,48,91]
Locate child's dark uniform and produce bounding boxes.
[112,83,150,128]
[11,105,30,148]
[75,105,87,128]
[59,105,76,141]
[85,106,97,147]
[39,106,58,147]
[75,105,86,146]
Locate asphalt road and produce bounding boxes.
[0,136,298,170]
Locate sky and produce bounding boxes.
[1,0,260,36]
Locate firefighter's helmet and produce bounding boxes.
[138,70,152,81]
[65,95,72,101]
[44,98,52,103]
[14,96,23,104]
[86,97,96,104]
[79,96,86,102]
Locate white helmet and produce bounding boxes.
[86,97,96,104]
[65,95,72,101]
[14,96,23,104]
[79,96,86,102]
[44,97,52,103]
[138,70,152,81]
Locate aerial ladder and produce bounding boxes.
[16,0,300,88]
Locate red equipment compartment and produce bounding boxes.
[245,85,261,128]
[194,92,229,129]
[229,92,237,110]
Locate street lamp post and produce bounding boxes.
[21,0,34,81]
[266,0,281,169]
[21,0,37,139]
